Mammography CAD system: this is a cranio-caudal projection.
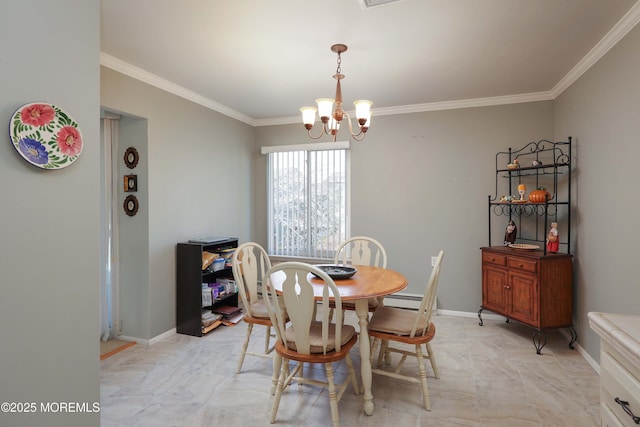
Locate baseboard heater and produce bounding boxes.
[257,286,425,311]
[382,293,423,310]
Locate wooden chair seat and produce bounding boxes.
[284,322,356,353]
[241,313,272,326]
[276,333,358,364]
[369,319,436,344]
[368,306,430,336]
[243,299,287,325]
[245,298,270,318]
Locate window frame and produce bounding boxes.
[261,141,351,260]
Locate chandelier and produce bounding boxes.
[300,44,372,142]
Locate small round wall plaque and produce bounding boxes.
[123,195,139,217]
[124,147,139,169]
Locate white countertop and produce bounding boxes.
[588,311,640,367]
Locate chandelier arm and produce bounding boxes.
[307,130,324,140]
[305,122,332,140]
[350,131,367,142]
[343,112,365,140]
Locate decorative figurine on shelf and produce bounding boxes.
[504,220,517,246]
[517,184,526,201]
[507,158,520,170]
[546,222,559,253]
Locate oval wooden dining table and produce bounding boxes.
[270,264,408,416]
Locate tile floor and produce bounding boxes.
[100,314,600,426]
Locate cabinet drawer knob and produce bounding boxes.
[504,285,510,290]
[615,397,640,424]
[518,263,524,268]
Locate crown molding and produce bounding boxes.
[253,91,554,127]
[359,0,406,9]
[551,0,640,97]
[371,92,554,115]
[100,52,256,126]
[101,1,640,128]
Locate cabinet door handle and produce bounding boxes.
[615,397,640,424]
[504,285,510,290]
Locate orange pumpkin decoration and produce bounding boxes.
[528,188,551,203]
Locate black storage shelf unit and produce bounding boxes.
[176,238,238,337]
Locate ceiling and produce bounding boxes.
[100,0,640,126]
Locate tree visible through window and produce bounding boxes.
[266,147,349,258]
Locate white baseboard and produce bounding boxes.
[558,328,599,374]
[117,328,176,347]
[438,308,505,321]
[150,328,176,345]
[116,335,147,346]
[383,296,505,321]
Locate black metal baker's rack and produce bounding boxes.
[488,137,572,255]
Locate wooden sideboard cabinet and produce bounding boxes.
[479,246,575,353]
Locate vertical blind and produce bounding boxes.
[263,142,350,258]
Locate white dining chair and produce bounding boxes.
[367,250,444,411]
[263,261,360,427]
[232,242,281,385]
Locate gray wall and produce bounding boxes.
[101,67,255,339]
[0,1,100,426]
[255,102,555,309]
[555,22,640,361]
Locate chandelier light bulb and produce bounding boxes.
[329,116,340,132]
[315,98,334,122]
[354,100,372,125]
[300,106,317,128]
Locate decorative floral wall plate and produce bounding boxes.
[9,102,83,169]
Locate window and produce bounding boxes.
[262,141,350,258]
